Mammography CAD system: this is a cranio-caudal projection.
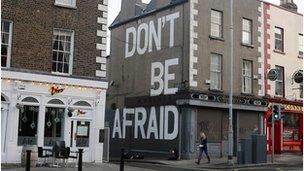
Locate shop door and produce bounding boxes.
[70,120,91,162]
[1,104,9,163]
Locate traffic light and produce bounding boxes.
[272,104,281,121]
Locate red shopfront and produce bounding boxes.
[265,99,303,154]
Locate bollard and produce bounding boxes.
[120,148,124,171]
[78,149,83,171]
[26,150,31,171]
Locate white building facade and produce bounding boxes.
[1,70,108,163]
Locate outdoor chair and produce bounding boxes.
[53,141,69,167]
[37,147,52,166]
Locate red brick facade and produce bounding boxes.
[2,0,105,78]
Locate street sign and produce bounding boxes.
[268,69,279,81]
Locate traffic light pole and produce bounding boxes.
[271,117,274,163]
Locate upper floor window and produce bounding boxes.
[275,66,284,97]
[242,60,252,94]
[210,10,223,38]
[52,29,74,75]
[242,18,252,45]
[210,53,222,90]
[1,21,12,67]
[274,27,284,52]
[299,34,303,57]
[55,0,76,7]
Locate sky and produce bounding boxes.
[106,0,304,53]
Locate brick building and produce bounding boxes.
[259,0,303,154]
[106,0,268,159]
[1,0,108,163]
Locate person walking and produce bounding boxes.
[195,132,210,164]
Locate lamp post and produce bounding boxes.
[228,0,234,165]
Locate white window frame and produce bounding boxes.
[299,34,303,57]
[210,9,223,38]
[242,18,252,45]
[275,66,284,97]
[210,53,222,90]
[274,27,284,52]
[242,60,252,94]
[54,0,76,8]
[1,20,13,68]
[52,29,74,75]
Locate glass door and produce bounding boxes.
[70,120,91,161]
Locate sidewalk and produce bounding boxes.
[2,163,155,171]
[122,152,303,170]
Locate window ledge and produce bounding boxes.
[241,43,254,48]
[54,3,77,9]
[241,93,254,96]
[209,35,225,42]
[208,88,224,93]
[273,49,286,55]
[51,71,71,76]
[298,55,303,59]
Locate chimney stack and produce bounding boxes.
[280,0,298,12]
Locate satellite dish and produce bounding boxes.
[293,70,303,83]
[268,69,279,81]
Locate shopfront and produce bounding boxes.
[265,99,303,154]
[1,70,107,163]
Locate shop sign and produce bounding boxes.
[49,85,64,95]
[282,104,303,112]
[268,69,279,81]
[293,70,303,83]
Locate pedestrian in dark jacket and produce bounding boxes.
[195,132,210,164]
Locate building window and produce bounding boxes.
[275,66,284,96]
[299,34,303,57]
[242,60,252,94]
[210,53,222,90]
[55,0,76,7]
[1,21,12,67]
[242,18,252,45]
[275,27,284,52]
[18,106,39,146]
[52,29,74,74]
[210,10,223,38]
[44,107,65,146]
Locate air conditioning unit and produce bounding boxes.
[205,80,211,85]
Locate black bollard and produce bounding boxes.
[78,149,83,171]
[120,148,124,171]
[25,150,31,171]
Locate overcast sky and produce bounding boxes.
[106,0,304,53]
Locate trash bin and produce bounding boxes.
[251,134,267,163]
[238,138,252,164]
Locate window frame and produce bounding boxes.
[242,18,253,45]
[274,27,284,52]
[242,60,253,94]
[54,0,76,8]
[52,28,74,75]
[1,20,13,68]
[209,53,222,90]
[210,9,223,38]
[275,65,285,97]
[299,34,303,57]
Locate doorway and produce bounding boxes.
[70,120,91,162]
